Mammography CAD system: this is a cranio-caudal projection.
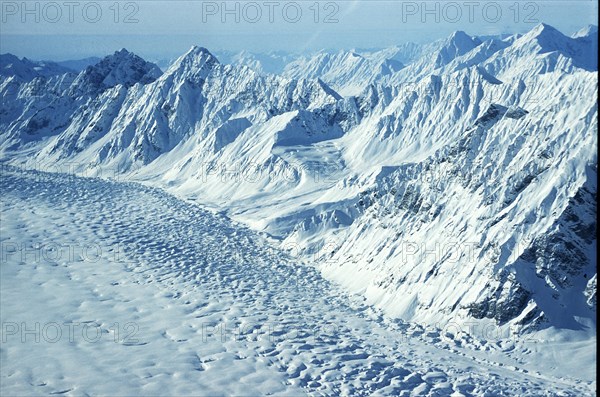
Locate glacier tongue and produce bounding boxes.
[3,167,596,395]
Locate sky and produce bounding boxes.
[0,0,598,60]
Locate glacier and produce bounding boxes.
[0,22,597,396]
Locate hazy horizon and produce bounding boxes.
[1,1,597,61]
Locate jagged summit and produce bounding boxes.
[99,48,149,65]
[75,48,162,91]
[114,48,132,56]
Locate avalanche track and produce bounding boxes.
[0,168,594,396]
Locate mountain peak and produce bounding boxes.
[573,24,598,38]
[507,23,597,72]
[99,48,145,65]
[446,30,480,45]
[113,48,133,58]
[77,49,162,90]
[435,30,481,67]
[187,45,216,58]
[449,30,471,41]
[167,45,220,76]
[529,22,562,36]
[517,23,570,50]
[0,53,20,63]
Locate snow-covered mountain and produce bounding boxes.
[281,32,489,96]
[214,50,297,75]
[71,48,163,91]
[0,54,106,78]
[0,53,74,81]
[0,24,596,339]
[282,49,405,96]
